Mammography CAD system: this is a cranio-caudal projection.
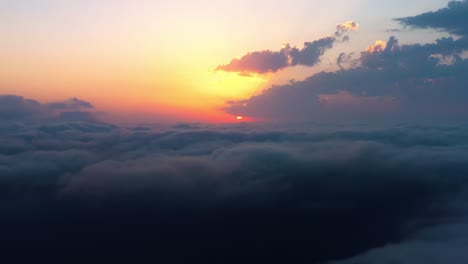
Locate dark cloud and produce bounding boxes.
[216,37,334,74]
[0,95,42,120]
[46,97,94,111]
[2,97,468,263]
[4,2,468,263]
[216,21,358,74]
[385,28,403,33]
[225,34,468,122]
[337,52,356,68]
[331,222,468,264]
[221,2,468,122]
[0,95,97,124]
[396,0,468,37]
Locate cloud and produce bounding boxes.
[336,52,356,68]
[220,2,468,123]
[0,95,99,124]
[216,21,358,74]
[216,37,334,74]
[0,95,42,120]
[225,33,468,122]
[4,2,468,263]
[330,222,468,264]
[46,97,94,111]
[335,21,359,38]
[365,40,387,53]
[396,0,468,37]
[2,98,468,262]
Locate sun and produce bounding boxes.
[236,116,243,120]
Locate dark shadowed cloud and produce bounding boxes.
[224,3,468,122]
[216,21,358,74]
[396,0,468,37]
[46,97,94,111]
[3,2,468,264]
[331,220,468,264]
[216,37,335,74]
[0,95,98,124]
[0,95,42,120]
[2,96,468,263]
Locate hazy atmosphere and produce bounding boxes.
[2,1,468,263]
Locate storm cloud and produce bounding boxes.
[216,21,358,74]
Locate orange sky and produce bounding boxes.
[0,0,449,122]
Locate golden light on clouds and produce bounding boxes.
[337,21,360,32]
[366,40,387,53]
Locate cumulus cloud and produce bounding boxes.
[365,40,387,53]
[216,21,358,74]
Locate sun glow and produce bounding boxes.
[194,70,266,100]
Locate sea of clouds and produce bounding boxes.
[1,95,468,263]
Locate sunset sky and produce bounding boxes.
[3,2,468,263]
[1,0,454,122]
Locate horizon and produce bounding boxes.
[2,1,468,263]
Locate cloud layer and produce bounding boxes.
[2,96,468,263]
[3,2,468,264]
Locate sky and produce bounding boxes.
[0,0,455,123]
[3,1,468,263]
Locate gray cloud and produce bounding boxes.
[336,52,356,68]
[4,2,468,263]
[225,35,468,122]
[216,21,358,74]
[2,96,468,262]
[396,0,468,37]
[216,37,335,74]
[46,97,94,111]
[0,95,97,124]
[330,222,468,264]
[0,95,42,120]
[221,2,468,122]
